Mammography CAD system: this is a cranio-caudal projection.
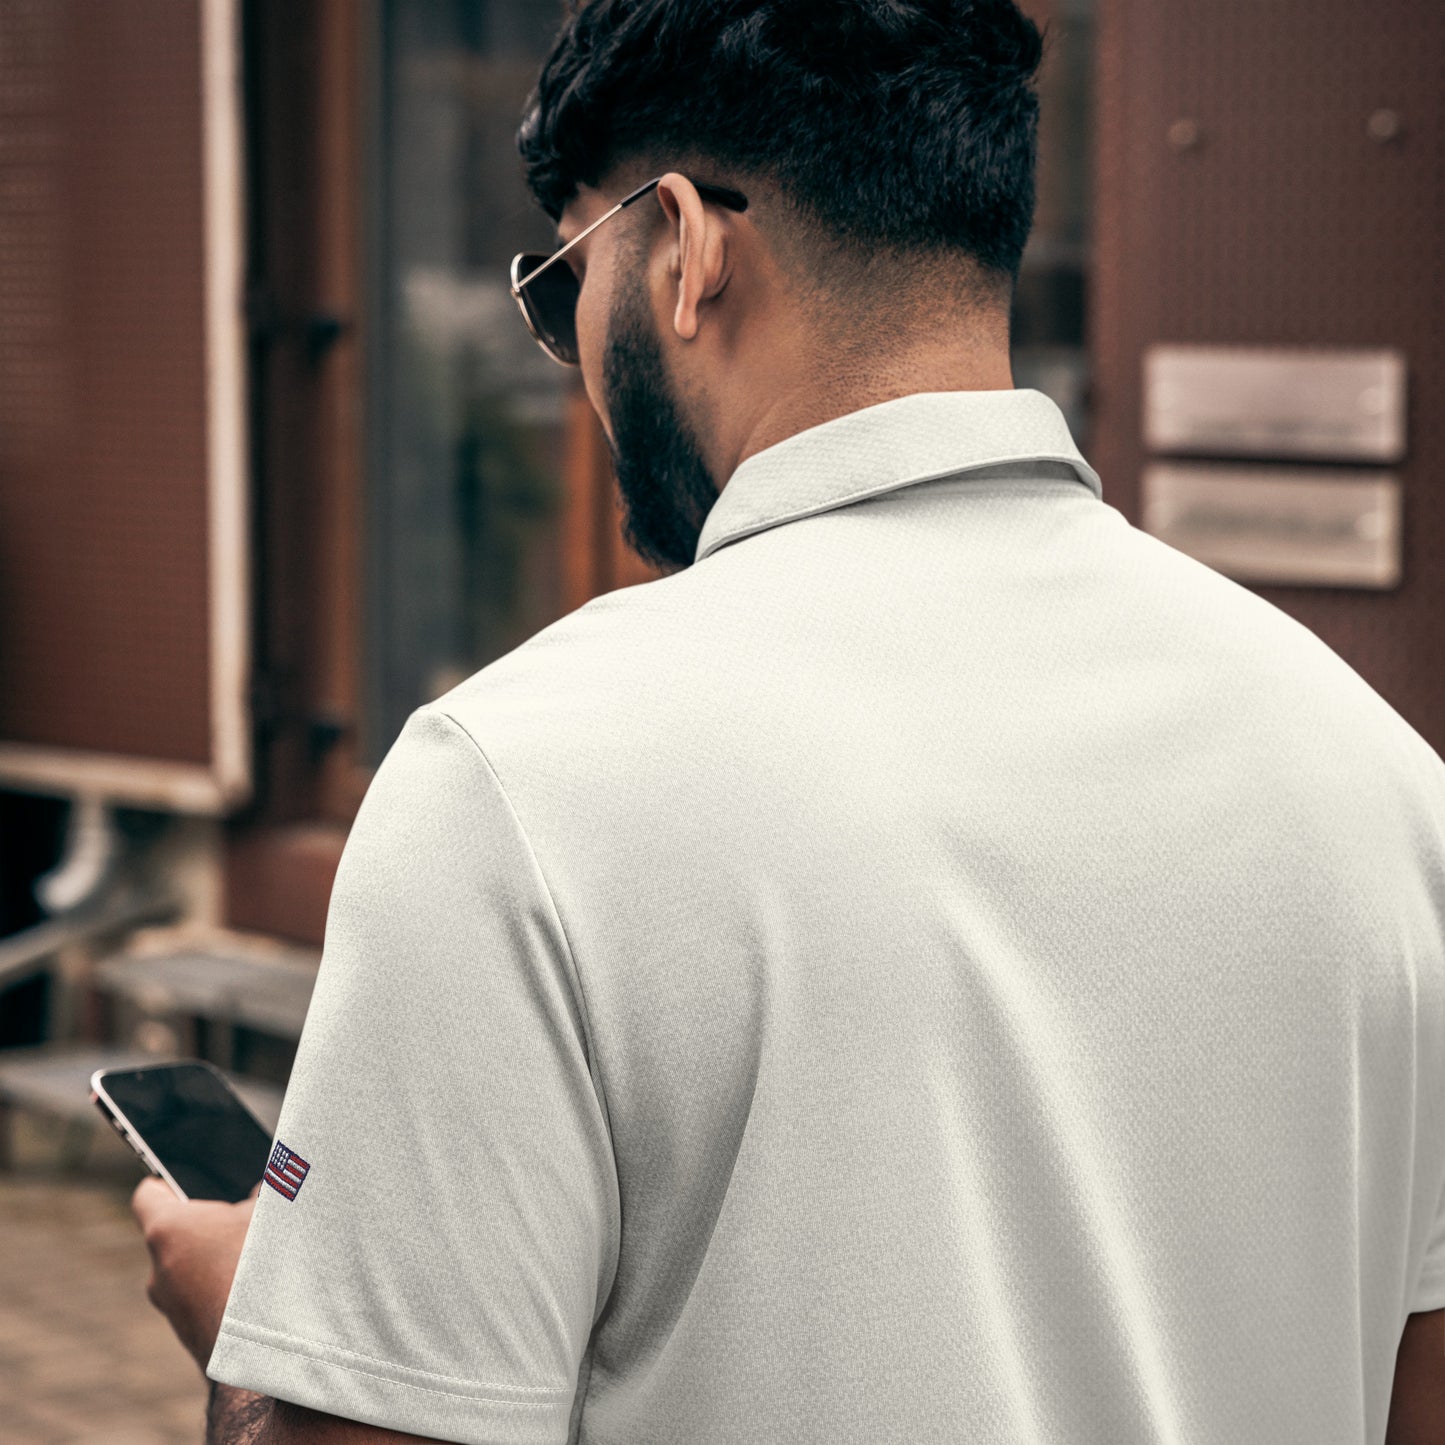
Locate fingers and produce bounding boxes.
[130,1173,181,1235]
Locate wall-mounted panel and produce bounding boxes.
[1142,464,1401,590]
[1144,345,1407,463]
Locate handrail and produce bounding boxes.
[0,889,182,993]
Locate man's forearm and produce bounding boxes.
[206,1378,274,1444]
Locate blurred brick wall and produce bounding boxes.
[1091,0,1445,750]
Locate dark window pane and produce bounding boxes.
[364,0,572,765]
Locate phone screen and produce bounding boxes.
[100,1062,273,1202]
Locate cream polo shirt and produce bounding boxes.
[207,389,1445,1445]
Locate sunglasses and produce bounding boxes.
[510,176,750,367]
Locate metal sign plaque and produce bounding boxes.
[1144,345,1407,462]
[1142,464,1401,589]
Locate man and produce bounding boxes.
[133,1,1445,1441]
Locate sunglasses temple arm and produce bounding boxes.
[514,180,666,293]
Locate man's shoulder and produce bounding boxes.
[425,569,711,760]
[1128,525,1427,735]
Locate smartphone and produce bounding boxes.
[91,1060,273,1203]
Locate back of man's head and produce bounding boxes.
[518,0,1045,316]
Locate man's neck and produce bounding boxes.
[723,349,1016,484]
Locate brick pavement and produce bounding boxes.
[1,1111,209,1444]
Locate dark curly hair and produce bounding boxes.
[517,0,1045,284]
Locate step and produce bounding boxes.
[94,926,321,1041]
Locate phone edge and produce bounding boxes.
[90,1067,193,1203]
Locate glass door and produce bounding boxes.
[364,0,576,763]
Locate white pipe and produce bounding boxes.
[33,795,123,915]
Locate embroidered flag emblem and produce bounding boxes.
[264,1140,310,1201]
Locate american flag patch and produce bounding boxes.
[264,1140,310,1201]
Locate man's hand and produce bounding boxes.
[130,1174,262,1374]
[129,1178,446,1443]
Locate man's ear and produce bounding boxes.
[655,171,733,343]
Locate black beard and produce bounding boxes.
[600,278,719,573]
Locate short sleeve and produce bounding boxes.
[1407,740,1445,1315]
[206,706,620,1444]
[1412,1169,1445,1313]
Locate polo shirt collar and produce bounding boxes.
[693,388,1102,565]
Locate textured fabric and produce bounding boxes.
[207,389,1445,1444]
